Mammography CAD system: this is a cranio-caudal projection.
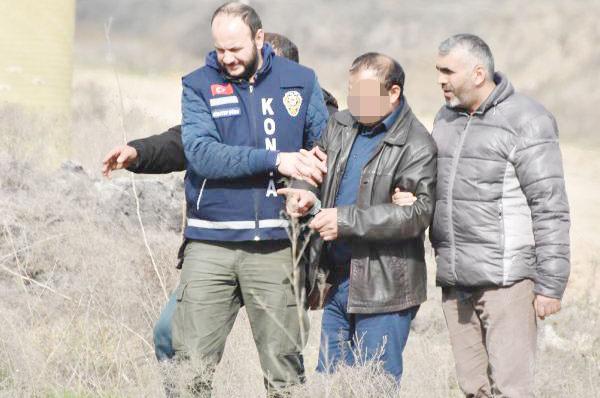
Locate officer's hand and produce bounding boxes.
[392,188,416,206]
[310,208,338,241]
[276,188,317,218]
[102,145,138,178]
[300,146,327,164]
[277,148,327,187]
[297,147,327,185]
[534,294,561,320]
[277,152,303,180]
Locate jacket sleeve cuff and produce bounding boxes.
[533,282,565,300]
[336,206,354,239]
[266,150,279,172]
[125,140,144,172]
[248,149,278,174]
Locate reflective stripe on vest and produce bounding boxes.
[187,218,289,229]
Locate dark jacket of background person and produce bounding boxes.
[296,103,437,314]
[126,89,338,174]
[430,72,571,299]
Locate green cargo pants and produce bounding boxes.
[172,240,308,396]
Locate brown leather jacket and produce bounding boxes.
[295,102,437,314]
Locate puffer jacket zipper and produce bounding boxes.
[448,114,472,282]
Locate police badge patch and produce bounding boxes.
[283,90,302,117]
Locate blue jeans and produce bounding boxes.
[316,278,418,383]
[154,293,176,361]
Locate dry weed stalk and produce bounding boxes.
[243,180,313,395]
[283,209,313,349]
[0,226,72,301]
[104,18,168,301]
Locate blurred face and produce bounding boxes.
[347,69,400,125]
[212,14,264,80]
[436,48,478,110]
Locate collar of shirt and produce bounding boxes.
[360,97,404,136]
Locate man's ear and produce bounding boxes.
[389,84,402,105]
[473,64,486,86]
[254,29,264,50]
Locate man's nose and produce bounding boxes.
[438,73,447,86]
[222,51,235,65]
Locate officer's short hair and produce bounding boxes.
[264,32,299,63]
[349,52,405,92]
[211,2,262,38]
[439,34,495,79]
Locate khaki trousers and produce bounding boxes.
[172,240,308,396]
[442,279,537,398]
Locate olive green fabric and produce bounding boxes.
[172,240,308,396]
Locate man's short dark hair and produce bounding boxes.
[211,2,262,38]
[264,32,299,63]
[439,34,495,78]
[349,52,405,92]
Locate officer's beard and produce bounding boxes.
[222,44,260,82]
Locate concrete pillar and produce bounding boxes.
[0,0,76,167]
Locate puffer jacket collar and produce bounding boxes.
[476,72,514,114]
[446,72,515,116]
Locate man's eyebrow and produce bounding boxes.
[214,45,243,51]
[436,65,454,74]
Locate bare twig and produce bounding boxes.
[250,291,302,352]
[280,204,313,350]
[90,293,154,352]
[0,233,66,263]
[3,223,35,316]
[2,223,72,302]
[35,294,85,384]
[0,263,72,301]
[104,18,168,300]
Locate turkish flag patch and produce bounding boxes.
[210,83,234,96]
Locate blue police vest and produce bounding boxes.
[182,46,316,241]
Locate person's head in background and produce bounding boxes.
[264,32,299,63]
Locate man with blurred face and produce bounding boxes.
[395,34,571,397]
[278,53,437,383]
[171,2,329,395]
